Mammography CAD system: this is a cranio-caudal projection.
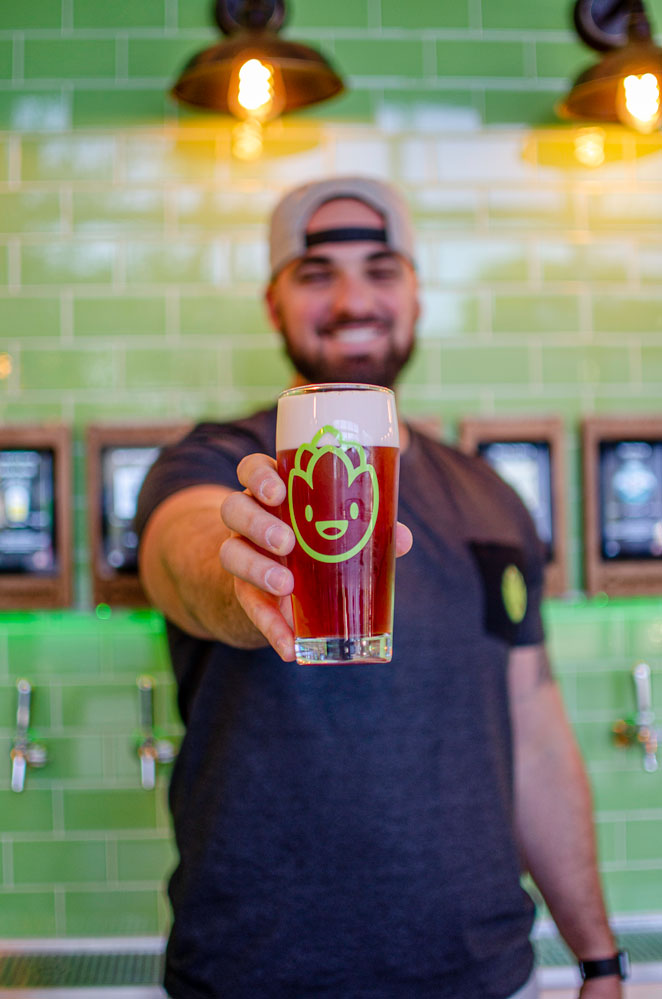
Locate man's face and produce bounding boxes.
[266,198,420,387]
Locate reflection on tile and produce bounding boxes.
[21,136,116,180]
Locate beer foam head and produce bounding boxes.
[276,384,399,451]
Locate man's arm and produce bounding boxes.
[509,645,622,999]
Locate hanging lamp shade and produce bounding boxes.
[557,0,662,133]
[170,0,344,120]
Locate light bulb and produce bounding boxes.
[237,58,274,118]
[620,72,662,133]
[232,119,264,161]
[573,128,606,167]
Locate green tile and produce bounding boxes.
[418,291,479,338]
[117,836,177,882]
[575,670,633,714]
[641,345,662,383]
[0,91,71,132]
[13,839,107,885]
[177,0,221,27]
[0,245,9,287]
[588,191,662,228]
[0,892,56,936]
[333,39,423,76]
[639,246,662,284]
[231,343,295,388]
[484,89,558,126]
[7,629,102,676]
[0,0,61,29]
[103,626,171,675]
[440,345,530,385]
[493,295,580,334]
[124,242,218,284]
[24,39,116,79]
[436,41,526,78]
[125,347,224,389]
[44,735,105,780]
[590,768,662,812]
[61,683,136,729]
[541,345,631,385]
[381,0,470,27]
[123,138,217,182]
[74,295,167,336]
[63,789,157,831]
[65,888,161,935]
[0,139,8,182]
[72,0,166,28]
[626,818,662,861]
[0,191,62,234]
[72,88,171,127]
[21,347,118,391]
[481,0,566,30]
[72,190,165,232]
[595,819,623,864]
[21,136,116,181]
[538,243,629,284]
[180,293,269,336]
[0,790,53,832]
[604,869,662,913]
[438,240,528,284]
[535,41,592,79]
[593,296,662,333]
[625,616,662,659]
[21,242,115,285]
[0,40,12,78]
[379,87,483,120]
[545,609,626,662]
[487,190,575,229]
[128,36,212,77]
[410,190,479,227]
[0,400,65,424]
[291,0,369,27]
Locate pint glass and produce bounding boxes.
[276,383,400,665]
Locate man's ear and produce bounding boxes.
[264,282,281,331]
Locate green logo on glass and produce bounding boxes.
[502,564,527,624]
[288,426,379,564]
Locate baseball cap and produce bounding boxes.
[268,175,416,279]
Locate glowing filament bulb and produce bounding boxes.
[623,73,660,127]
[237,58,274,116]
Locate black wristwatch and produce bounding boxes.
[578,949,630,981]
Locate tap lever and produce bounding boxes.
[10,679,48,793]
[135,675,176,789]
[633,661,654,725]
[138,675,155,734]
[15,679,32,742]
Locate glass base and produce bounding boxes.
[294,634,392,665]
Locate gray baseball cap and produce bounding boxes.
[268,175,416,279]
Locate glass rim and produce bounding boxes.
[278,382,395,400]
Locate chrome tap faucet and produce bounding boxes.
[10,679,48,792]
[613,662,659,773]
[136,675,176,790]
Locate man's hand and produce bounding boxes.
[220,453,413,661]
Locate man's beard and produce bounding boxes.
[281,330,415,389]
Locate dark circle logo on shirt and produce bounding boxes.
[501,564,527,624]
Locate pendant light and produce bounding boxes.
[557,0,662,133]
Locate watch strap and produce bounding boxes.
[578,949,629,981]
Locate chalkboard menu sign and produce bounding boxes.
[87,424,189,606]
[459,416,567,597]
[583,416,662,595]
[0,425,72,608]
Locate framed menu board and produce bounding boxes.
[0,424,72,608]
[458,416,568,597]
[87,423,189,606]
[583,415,662,596]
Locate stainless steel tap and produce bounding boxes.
[613,662,659,773]
[10,679,48,792]
[136,675,176,790]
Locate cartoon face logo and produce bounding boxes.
[288,426,379,564]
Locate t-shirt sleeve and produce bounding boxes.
[134,416,275,539]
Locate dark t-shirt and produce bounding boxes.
[136,408,545,999]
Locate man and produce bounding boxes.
[136,177,624,999]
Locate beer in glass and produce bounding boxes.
[276,383,399,664]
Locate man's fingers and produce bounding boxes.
[220,535,294,596]
[395,521,413,558]
[236,453,286,506]
[234,578,295,662]
[221,491,294,557]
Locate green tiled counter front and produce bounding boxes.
[0,601,660,936]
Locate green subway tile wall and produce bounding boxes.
[1,0,661,937]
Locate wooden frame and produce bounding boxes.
[582,415,662,596]
[0,424,72,609]
[87,423,189,607]
[458,416,568,598]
